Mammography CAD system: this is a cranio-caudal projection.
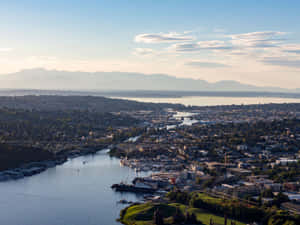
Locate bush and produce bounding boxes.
[189,193,265,223]
[167,191,190,205]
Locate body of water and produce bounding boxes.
[116,96,300,106]
[0,150,149,225]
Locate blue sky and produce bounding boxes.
[1,0,300,88]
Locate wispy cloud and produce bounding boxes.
[198,40,232,50]
[229,31,285,48]
[169,43,201,52]
[185,61,229,68]
[284,49,300,54]
[261,57,300,68]
[135,30,288,54]
[133,30,300,71]
[169,40,232,52]
[133,48,156,56]
[230,31,285,40]
[281,44,300,55]
[134,32,195,43]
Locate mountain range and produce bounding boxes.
[0,68,298,93]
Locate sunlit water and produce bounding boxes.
[115,96,300,106]
[0,150,149,225]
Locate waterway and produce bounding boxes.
[116,96,300,106]
[0,149,149,225]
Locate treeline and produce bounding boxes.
[0,95,187,112]
[0,108,141,171]
[0,109,139,142]
[189,193,264,223]
[0,144,55,171]
[167,191,300,225]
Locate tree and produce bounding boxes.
[153,209,164,225]
[173,208,185,224]
[273,192,289,207]
[261,189,274,198]
[185,212,199,224]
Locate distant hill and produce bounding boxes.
[0,95,188,112]
[0,68,297,93]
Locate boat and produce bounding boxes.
[111,183,157,193]
[117,199,133,204]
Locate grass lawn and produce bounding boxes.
[119,203,176,225]
[169,203,245,225]
[194,193,225,204]
[119,202,246,225]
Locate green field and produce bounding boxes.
[119,202,246,225]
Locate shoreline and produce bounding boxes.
[0,145,110,182]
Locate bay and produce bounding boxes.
[114,96,300,106]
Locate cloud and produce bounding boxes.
[169,43,201,52]
[0,48,13,52]
[169,40,232,52]
[132,30,300,72]
[281,44,300,55]
[133,48,155,56]
[230,31,285,40]
[134,32,194,43]
[134,30,289,57]
[261,57,300,68]
[168,31,287,53]
[229,31,285,48]
[185,61,229,68]
[284,50,300,54]
[197,40,232,50]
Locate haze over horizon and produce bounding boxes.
[1,68,300,94]
[1,1,300,88]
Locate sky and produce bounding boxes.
[0,0,300,88]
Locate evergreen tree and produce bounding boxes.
[173,208,185,224]
[153,209,164,225]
